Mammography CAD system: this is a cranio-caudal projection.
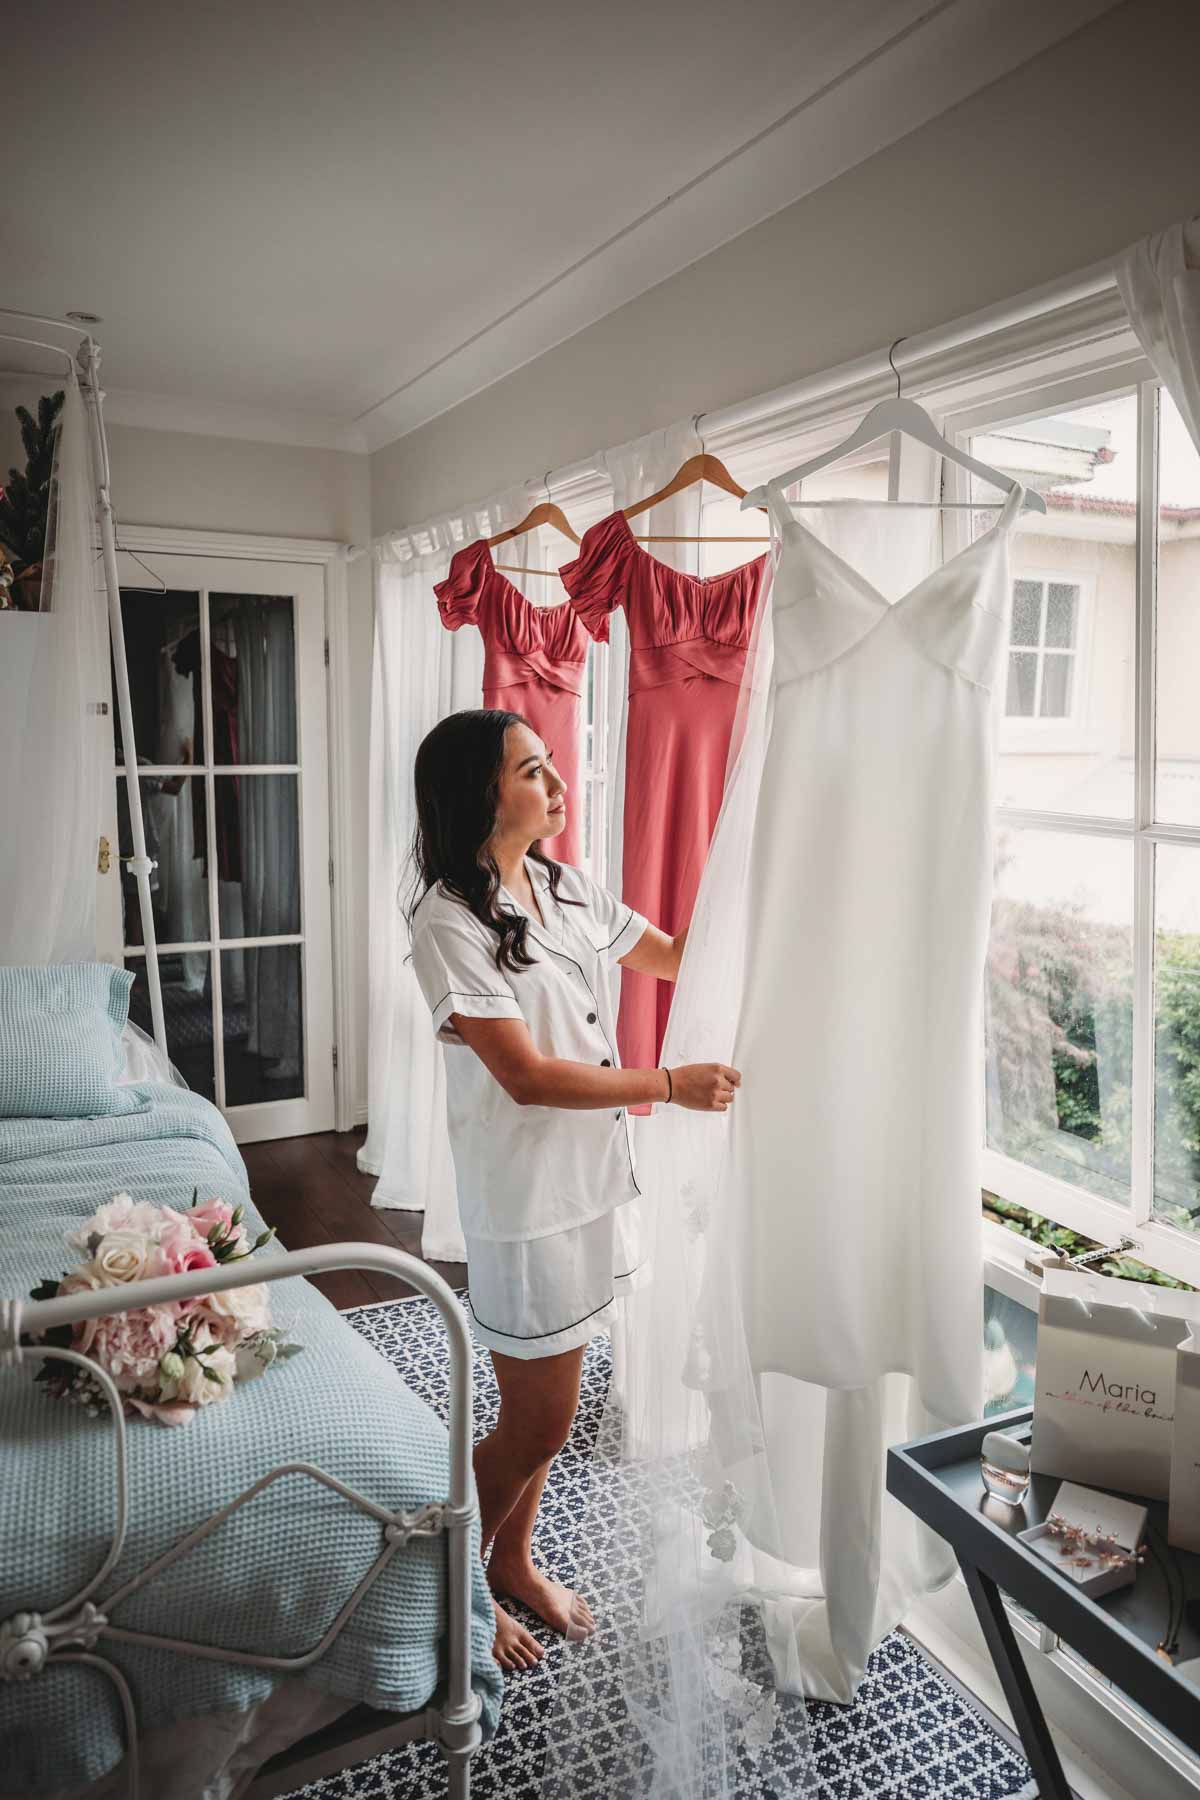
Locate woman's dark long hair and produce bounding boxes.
[406,709,580,972]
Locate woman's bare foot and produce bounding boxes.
[488,1555,596,1641]
[492,1599,544,1672]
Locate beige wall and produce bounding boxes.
[371,0,1200,533]
[0,379,372,1119]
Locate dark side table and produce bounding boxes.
[887,1407,1200,1798]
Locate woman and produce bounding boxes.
[408,709,740,1671]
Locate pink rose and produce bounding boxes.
[188,1198,245,1251]
[158,1218,218,1277]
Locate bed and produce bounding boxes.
[0,1081,502,1799]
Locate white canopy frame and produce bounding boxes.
[0,308,166,1052]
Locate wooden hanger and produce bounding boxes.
[623,452,769,543]
[489,500,580,575]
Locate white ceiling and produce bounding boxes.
[8,0,1117,453]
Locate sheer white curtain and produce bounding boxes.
[359,485,546,1255]
[1118,215,1200,450]
[359,425,703,1255]
[0,367,109,965]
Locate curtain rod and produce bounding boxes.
[350,252,1121,560]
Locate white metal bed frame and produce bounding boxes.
[0,313,485,1796]
[0,1245,483,1799]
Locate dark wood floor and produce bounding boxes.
[242,1128,465,1312]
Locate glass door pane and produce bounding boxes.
[114,555,333,1140]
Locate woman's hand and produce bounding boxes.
[667,1063,741,1112]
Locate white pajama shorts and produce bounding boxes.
[464,1201,642,1361]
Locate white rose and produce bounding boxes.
[196,1283,272,1345]
[169,1345,236,1406]
[93,1231,155,1286]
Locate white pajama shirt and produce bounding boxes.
[410,858,649,1358]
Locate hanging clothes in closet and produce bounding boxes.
[435,540,588,868]
[560,511,766,1073]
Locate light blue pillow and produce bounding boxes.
[0,963,142,1119]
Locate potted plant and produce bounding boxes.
[0,390,64,611]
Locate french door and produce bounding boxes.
[99,553,334,1143]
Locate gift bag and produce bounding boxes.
[1030,1268,1200,1501]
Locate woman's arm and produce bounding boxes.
[450,1013,736,1112]
[617,922,688,983]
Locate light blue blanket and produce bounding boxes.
[0,1086,502,1793]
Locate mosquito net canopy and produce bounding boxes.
[0,366,110,966]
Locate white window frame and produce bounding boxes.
[943,362,1200,1293]
[1003,566,1094,741]
[568,324,1200,1294]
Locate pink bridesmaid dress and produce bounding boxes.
[560,512,766,1076]
[435,541,588,868]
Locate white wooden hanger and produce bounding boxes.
[741,340,1046,515]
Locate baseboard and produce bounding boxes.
[908,1577,1200,1800]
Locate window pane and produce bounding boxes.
[1153,844,1200,1230]
[213,774,300,938]
[126,952,214,1101]
[222,945,303,1105]
[1039,654,1073,719]
[1006,652,1037,717]
[1045,583,1078,648]
[972,394,1136,818]
[984,1286,1038,1416]
[119,775,209,946]
[208,594,297,765]
[1011,579,1043,647]
[986,828,1133,1206]
[115,590,200,766]
[1155,391,1200,827]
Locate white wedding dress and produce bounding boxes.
[741,480,1024,1399]
[539,483,1024,1795]
[726,479,1025,1699]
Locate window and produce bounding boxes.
[955,376,1200,1289]
[1006,576,1082,718]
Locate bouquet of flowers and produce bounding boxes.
[28,1192,301,1427]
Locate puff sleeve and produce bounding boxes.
[434,541,491,632]
[557,512,634,644]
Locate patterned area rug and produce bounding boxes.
[285,1296,1035,1800]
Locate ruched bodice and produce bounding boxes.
[560,511,766,691]
[435,541,588,864]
